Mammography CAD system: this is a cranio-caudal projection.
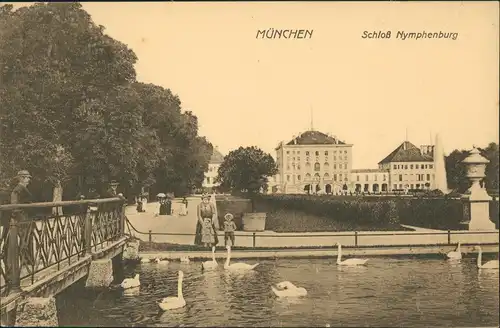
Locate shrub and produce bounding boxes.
[253,194,401,227]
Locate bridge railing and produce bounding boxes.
[0,198,126,296]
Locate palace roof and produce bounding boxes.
[378,141,433,164]
[286,130,346,146]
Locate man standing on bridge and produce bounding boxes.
[7,170,35,270]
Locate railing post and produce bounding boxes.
[447,230,451,245]
[120,201,126,236]
[8,211,21,294]
[354,231,358,247]
[84,208,92,255]
[149,230,152,248]
[252,232,256,248]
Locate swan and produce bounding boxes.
[475,246,499,269]
[272,281,307,297]
[446,242,462,260]
[335,243,368,266]
[120,274,140,289]
[141,258,150,263]
[202,249,218,270]
[154,258,169,264]
[180,256,190,264]
[224,246,259,271]
[158,271,186,310]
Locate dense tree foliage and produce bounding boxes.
[216,146,278,195]
[0,3,211,200]
[445,142,499,194]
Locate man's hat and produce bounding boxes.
[17,170,32,178]
[201,193,210,200]
[224,213,234,220]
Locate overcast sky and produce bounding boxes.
[10,2,499,168]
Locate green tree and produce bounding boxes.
[216,146,278,196]
[445,143,499,195]
[445,149,470,193]
[133,83,212,196]
[479,142,499,192]
[0,3,138,200]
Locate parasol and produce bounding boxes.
[156,193,166,198]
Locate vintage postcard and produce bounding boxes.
[0,1,498,327]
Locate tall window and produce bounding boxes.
[297,175,301,181]
[324,151,328,156]
[356,175,360,181]
[334,174,337,181]
[287,175,290,182]
[314,162,320,171]
[305,173,311,180]
[399,174,403,181]
[324,162,330,170]
[315,151,319,156]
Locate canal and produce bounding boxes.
[56,256,499,327]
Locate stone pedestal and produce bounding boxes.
[15,297,58,327]
[461,147,496,231]
[123,240,140,261]
[85,259,113,288]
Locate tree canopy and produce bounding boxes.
[216,146,278,195]
[445,142,499,194]
[0,3,212,200]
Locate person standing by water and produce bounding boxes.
[195,193,218,250]
[223,213,237,247]
[179,197,188,216]
[10,170,34,267]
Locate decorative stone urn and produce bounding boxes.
[242,212,267,231]
[461,146,495,230]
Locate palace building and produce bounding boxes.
[270,131,437,194]
[202,146,224,191]
[271,130,353,194]
[378,141,435,192]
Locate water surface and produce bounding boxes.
[57,257,499,327]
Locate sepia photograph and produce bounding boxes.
[0,1,498,327]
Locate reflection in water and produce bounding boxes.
[57,258,499,327]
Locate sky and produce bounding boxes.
[10,2,500,168]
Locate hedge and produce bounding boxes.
[216,194,498,232]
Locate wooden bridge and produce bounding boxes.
[0,197,130,326]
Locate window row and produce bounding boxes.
[286,150,348,156]
[286,163,349,171]
[393,164,434,170]
[398,174,432,181]
[286,173,350,182]
[355,175,387,182]
[287,156,348,162]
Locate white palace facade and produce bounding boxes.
[268,130,437,194]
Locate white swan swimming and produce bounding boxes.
[475,246,499,269]
[224,246,259,271]
[336,243,368,266]
[141,258,150,263]
[271,281,307,297]
[158,271,186,311]
[120,274,140,289]
[446,242,462,260]
[202,249,218,270]
[154,258,169,264]
[180,256,190,264]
